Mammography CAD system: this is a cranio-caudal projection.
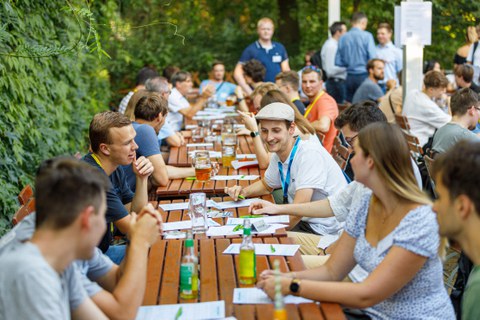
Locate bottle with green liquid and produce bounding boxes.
[179,231,199,300]
[239,219,256,285]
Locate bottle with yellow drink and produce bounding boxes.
[239,219,256,286]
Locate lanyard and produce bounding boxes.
[278,137,301,204]
[90,153,104,170]
[304,91,324,119]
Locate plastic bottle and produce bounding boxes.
[239,219,256,285]
[273,260,287,320]
[179,231,199,300]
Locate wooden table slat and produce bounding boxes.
[142,240,166,305]
[215,238,236,316]
[159,240,183,304]
[199,238,218,302]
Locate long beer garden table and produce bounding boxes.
[143,236,346,320]
[157,133,264,198]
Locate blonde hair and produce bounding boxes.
[124,89,148,121]
[260,90,315,135]
[257,17,274,28]
[359,123,447,257]
[467,26,478,44]
[251,82,278,99]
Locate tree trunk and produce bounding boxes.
[277,0,301,57]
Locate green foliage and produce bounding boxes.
[0,0,110,235]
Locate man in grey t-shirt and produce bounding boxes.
[432,88,480,154]
[352,59,385,104]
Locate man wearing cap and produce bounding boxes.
[225,103,347,250]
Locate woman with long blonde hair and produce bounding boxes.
[257,122,454,319]
[454,26,478,68]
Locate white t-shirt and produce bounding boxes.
[264,138,347,235]
[402,90,451,146]
[467,43,480,67]
[167,88,190,132]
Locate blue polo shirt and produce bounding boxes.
[239,41,288,82]
[199,80,236,103]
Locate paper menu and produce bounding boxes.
[236,154,257,160]
[226,216,290,225]
[233,288,312,305]
[186,143,214,148]
[316,233,340,249]
[162,219,220,231]
[231,160,259,169]
[188,150,222,158]
[211,175,259,181]
[222,244,300,256]
[158,199,260,212]
[206,223,285,237]
[135,300,225,320]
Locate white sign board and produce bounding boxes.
[394,5,402,48]
[400,1,432,46]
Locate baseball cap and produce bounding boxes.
[255,102,295,122]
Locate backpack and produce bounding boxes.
[309,50,328,82]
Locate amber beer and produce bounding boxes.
[226,95,236,106]
[195,166,212,181]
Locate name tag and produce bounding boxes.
[376,233,394,256]
[272,55,282,63]
[251,219,269,232]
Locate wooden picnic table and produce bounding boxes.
[143,237,346,320]
[156,194,288,239]
[158,133,265,198]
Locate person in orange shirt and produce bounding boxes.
[301,67,339,152]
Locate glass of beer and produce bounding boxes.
[222,133,237,168]
[193,151,212,182]
[226,94,236,107]
[191,127,205,143]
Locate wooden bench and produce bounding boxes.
[12,197,36,225]
[18,184,33,205]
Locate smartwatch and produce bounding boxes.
[250,131,259,138]
[289,279,301,295]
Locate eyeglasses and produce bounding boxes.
[301,65,321,72]
[344,134,358,148]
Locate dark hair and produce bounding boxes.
[423,60,440,74]
[330,21,346,36]
[162,65,180,83]
[334,100,387,131]
[367,58,384,72]
[351,12,367,24]
[450,88,479,116]
[275,71,299,91]
[171,71,191,87]
[377,22,392,33]
[35,157,110,229]
[136,67,159,86]
[302,67,323,81]
[89,111,132,153]
[454,64,474,83]
[243,59,266,83]
[134,92,168,121]
[212,60,224,69]
[433,140,480,215]
[423,70,449,89]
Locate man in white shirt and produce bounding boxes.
[376,22,402,89]
[403,70,452,146]
[321,21,347,103]
[167,71,215,131]
[225,102,347,253]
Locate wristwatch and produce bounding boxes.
[289,278,301,295]
[250,131,259,138]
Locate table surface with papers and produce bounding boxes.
[142,237,346,320]
[157,133,263,197]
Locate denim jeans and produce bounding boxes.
[105,244,126,264]
[345,73,368,103]
[325,78,346,104]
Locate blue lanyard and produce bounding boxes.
[278,137,301,204]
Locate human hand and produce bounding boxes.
[202,84,215,98]
[177,132,185,146]
[236,128,250,136]
[224,185,244,201]
[235,86,245,100]
[129,207,162,247]
[257,275,291,300]
[386,79,396,91]
[249,199,281,215]
[237,110,258,132]
[137,203,163,230]
[133,156,154,179]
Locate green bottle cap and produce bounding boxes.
[185,238,194,247]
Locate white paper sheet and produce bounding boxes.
[135,300,225,320]
[192,115,226,121]
[223,244,300,256]
[233,288,313,305]
[163,218,220,231]
[226,216,289,225]
[213,198,261,210]
[316,233,340,249]
[159,200,220,212]
[206,224,285,237]
[236,154,257,160]
[188,150,222,158]
[186,143,214,148]
[185,124,198,129]
[211,175,259,181]
[231,160,259,169]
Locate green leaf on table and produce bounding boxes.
[175,306,183,320]
[233,224,244,232]
[270,244,276,253]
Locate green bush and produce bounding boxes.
[0,1,110,235]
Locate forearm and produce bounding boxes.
[131,178,148,213]
[242,180,271,198]
[275,199,334,218]
[252,138,270,169]
[166,165,195,179]
[166,134,182,147]
[151,167,169,187]
[184,97,207,119]
[234,65,252,95]
[312,120,330,133]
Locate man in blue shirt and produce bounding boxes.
[335,12,376,103]
[352,59,385,104]
[234,17,290,95]
[376,22,402,90]
[199,61,237,103]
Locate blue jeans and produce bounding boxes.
[105,244,126,264]
[326,78,346,104]
[346,73,368,103]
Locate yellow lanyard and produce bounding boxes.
[304,91,324,119]
[90,153,104,170]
